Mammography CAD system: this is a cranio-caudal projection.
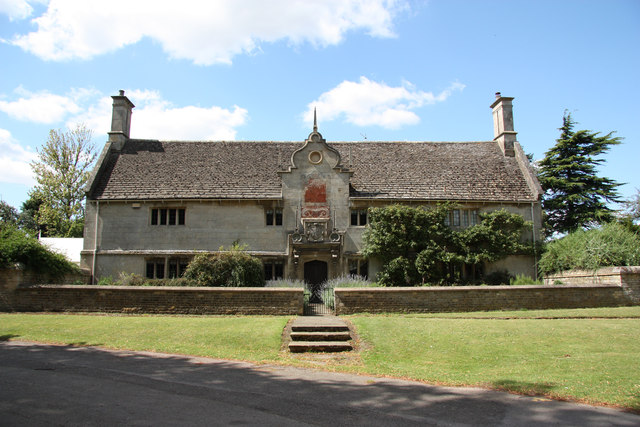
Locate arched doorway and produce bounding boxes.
[304,260,329,310]
[304,260,328,286]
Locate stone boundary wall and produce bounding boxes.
[334,284,636,315]
[3,285,303,315]
[544,266,640,304]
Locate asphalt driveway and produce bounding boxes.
[1,341,638,426]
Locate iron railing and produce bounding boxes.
[303,283,335,315]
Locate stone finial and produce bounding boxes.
[313,107,318,133]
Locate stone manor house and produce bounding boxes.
[80,91,542,285]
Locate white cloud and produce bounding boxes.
[69,89,248,140]
[0,128,37,186]
[305,78,465,129]
[7,0,405,64]
[0,86,248,140]
[0,0,34,21]
[0,87,81,123]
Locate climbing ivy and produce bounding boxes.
[363,205,531,286]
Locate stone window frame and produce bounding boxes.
[452,209,461,226]
[150,207,186,226]
[265,207,283,226]
[350,208,368,227]
[348,258,369,280]
[145,256,191,279]
[445,209,479,228]
[263,258,285,280]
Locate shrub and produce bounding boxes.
[539,222,640,275]
[265,279,305,288]
[94,274,196,287]
[376,256,416,287]
[325,274,375,288]
[97,276,115,286]
[117,272,146,286]
[183,247,265,287]
[0,224,78,279]
[510,274,542,286]
[137,278,193,287]
[483,270,513,286]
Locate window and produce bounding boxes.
[470,210,478,226]
[151,208,186,226]
[452,209,460,226]
[348,259,368,280]
[445,209,479,228]
[266,208,283,226]
[168,258,189,278]
[146,259,165,279]
[264,260,284,280]
[350,209,367,226]
[146,257,190,279]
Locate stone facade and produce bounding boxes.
[81,92,543,284]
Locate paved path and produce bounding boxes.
[1,341,638,426]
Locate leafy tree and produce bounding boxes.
[0,201,19,226]
[30,124,96,237]
[617,189,640,233]
[624,188,640,221]
[363,205,530,286]
[538,113,622,235]
[622,189,640,221]
[15,192,45,235]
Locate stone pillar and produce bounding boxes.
[620,266,640,304]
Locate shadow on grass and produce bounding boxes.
[491,379,557,396]
[0,334,20,342]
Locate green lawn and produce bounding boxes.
[349,312,640,410]
[0,314,289,362]
[1,307,639,410]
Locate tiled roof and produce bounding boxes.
[89,139,537,202]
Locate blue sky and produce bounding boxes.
[1,0,638,210]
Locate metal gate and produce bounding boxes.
[303,282,335,315]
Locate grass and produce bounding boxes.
[1,306,639,411]
[349,311,640,410]
[0,314,289,362]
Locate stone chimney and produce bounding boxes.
[108,90,135,150]
[490,92,516,156]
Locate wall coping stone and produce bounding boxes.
[18,285,302,293]
[335,284,621,292]
[545,266,640,279]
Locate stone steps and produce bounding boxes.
[288,341,353,353]
[288,316,353,353]
[290,331,351,341]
